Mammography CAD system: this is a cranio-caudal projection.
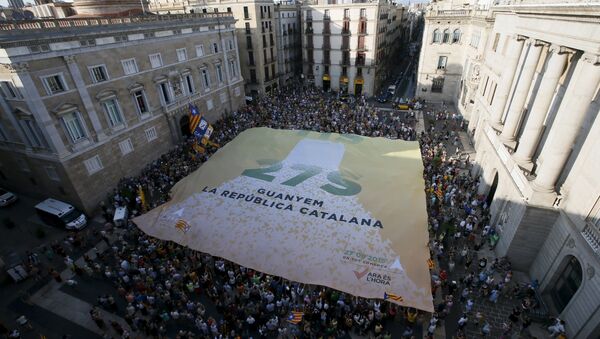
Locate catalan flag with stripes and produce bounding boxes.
[175,219,191,234]
[435,186,443,199]
[384,292,404,303]
[428,258,435,269]
[287,311,304,324]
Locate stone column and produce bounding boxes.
[63,55,106,140]
[513,45,569,168]
[490,35,526,128]
[0,92,28,146]
[532,53,600,193]
[499,39,544,144]
[11,62,69,157]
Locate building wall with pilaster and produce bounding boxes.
[0,14,244,213]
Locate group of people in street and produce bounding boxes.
[5,84,562,338]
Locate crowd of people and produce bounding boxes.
[8,85,558,338]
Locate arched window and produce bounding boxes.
[442,29,450,43]
[551,255,582,313]
[432,29,441,43]
[453,29,461,43]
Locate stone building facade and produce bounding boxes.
[168,0,282,97]
[274,1,302,86]
[300,0,403,97]
[420,1,600,337]
[0,13,244,214]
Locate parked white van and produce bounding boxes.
[35,198,87,230]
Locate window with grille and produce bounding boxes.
[149,53,163,68]
[145,126,158,142]
[89,65,108,83]
[83,155,103,175]
[42,74,67,95]
[212,42,219,54]
[119,138,134,155]
[121,58,138,75]
[432,77,444,93]
[176,48,187,62]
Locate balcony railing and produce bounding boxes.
[0,12,234,31]
[582,224,600,258]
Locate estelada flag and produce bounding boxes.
[287,311,304,324]
[189,104,201,134]
[384,292,404,303]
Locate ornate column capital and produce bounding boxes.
[13,62,29,73]
[63,55,76,64]
[582,52,600,66]
[548,45,576,55]
[526,38,547,47]
[515,34,528,42]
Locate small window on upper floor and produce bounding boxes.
[442,29,450,43]
[176,48,187,62]
[452,29,461,43]
[42,74,67,95]
[89,65,108,83]
[149,53,163,69]
[432,29,441,43]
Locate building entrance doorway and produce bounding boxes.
[354,83,363,96]
[550,255,582,313]
[486,172,498,206]
[323,79,330,91]
[180,115,191,138]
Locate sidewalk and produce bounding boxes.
[29,234,132,337]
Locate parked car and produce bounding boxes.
[0,188,17,207]
[376,92,390,103]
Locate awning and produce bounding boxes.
[323,75,331,81]
[340,76,349,83]
[354,78,365,85]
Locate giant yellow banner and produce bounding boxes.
[134,128,433,312]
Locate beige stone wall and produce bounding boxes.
[61,114,174,213]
